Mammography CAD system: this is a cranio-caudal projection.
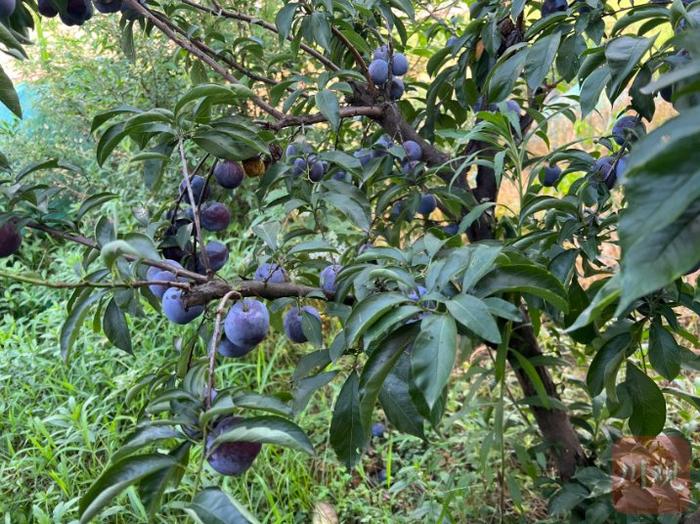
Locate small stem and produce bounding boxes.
[178,138,211,275]
[205,290,240,409]
[0,270,189,291]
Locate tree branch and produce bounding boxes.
[0,270,189,291]
[261,105,385,131]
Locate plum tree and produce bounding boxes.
[224,298,270,349]
[206,417,262,476]
[213,160,245,189]
[0,221,21,258]
[199,202,231,231]
[1,0,699,520]
[283,305,321,343]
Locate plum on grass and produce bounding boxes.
[0,221,22,258]
[320,264,342,295]
[283,306,321,343]
[254,262,288,284]
[224,298,270,349]
[213,160,245,189]
[200,202,231,231]
[206,417,262,476]
[162,288,204,324]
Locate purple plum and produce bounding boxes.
[224,298,270,348]
[254,262,288,284]
[179,175,209,205]
[418,194,437,216]
[206,417,262,476]
[162,288,204,324]
[542,165,562,187]
[213,160,245,189]
[389,78,405,100]
[391,53,409,76]
[218,336,255,358]
[612,115,646,145]
[320,264,342,295]
[402,140,422,161]
[0,221,22,258]
[200,202,231,231]
[369,59,390,84]
[201,241,229,272]
[283,305,321,343]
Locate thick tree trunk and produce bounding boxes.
[508,315,589,480]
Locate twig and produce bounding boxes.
[0,270,189,291]
[178,138,211,274]
[205,289,240,409]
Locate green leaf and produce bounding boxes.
[275,3,297,41]
[411,314,457,410]
[318,150,361,170]
[139,442,191,518]
[580,65,610,117]
[486,46,529,103]
[0,64,21,119]
[344,292,407,347]
[185,487,258,524]
[61,290,107,361]
[103,299,133,354]
[475,264,569,312]
[79,454,177,523]
[310,13,331,50]
[525,33,561,90]
[509,348,550,408]
[293,371,338,414]
[549,483,590,516]
[211,416,314,456]
[175,84,252,117]
[76,192,118,221]
[446,294,501,344]
[648,321,681,381]
[605,35,655,102]
[329,371,365,468]
[323,192,370,231]
[379,353,425,438]
[315,89,340,130]
[622,363,666,436]
[566,276,621,332]
[359,326,417,430]
[112,425,181,462]
[586,333,630,397]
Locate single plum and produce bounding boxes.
[206,417,262,476]
[285,143,299,158]
[213,160,245,189]
[292,157,308,177]
[593,156,614,178]
[254,262,288,284]
[149,270,178,299]
[541,0,567,17]
[389,78,405,100]
[408,285,428,302]
[373,45,389,61]
[369,59,390,84]
[333,170,348,182]
[283,305,321,343]
[371,422,386,438]
[93,0,121,13]
[224,298,270,348]
[200,202,231,231]
[402,140,422,161]
[391,53,409,76]
[309,160,325,182]
[218,336,255,358]
[60,0,93,25]
[612,115,646,145]
[0,221,22,258]
[353,149,373,167]
[442,223,459,236]
[162,287,204,324]
[201,241,229,272]
[37,0,58,16]
[418,194,437,216]
[542,165,562,187]
[320,264,342,295]
[179,175,210,205]
[0,0,15,17]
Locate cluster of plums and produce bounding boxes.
[368,45,409,100]
[34,0,142,27]
[541,113,645,189]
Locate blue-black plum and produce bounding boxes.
[402,140,422,161]
[542,165,562,187]
[162,288,204,324]
[541,0,567,16]
[0,0,15,16]
[201,241,229,272]
[93,0,121,13]
[254,262,287,283]
[369,59,389,84]
[612,115,645,145]
[333,170,348,182]
[218,336,255,358]
[283,306,321,343]
[320,264,342,295]
[371,422,386,438]
[442,223,459,236]
[60,0,93,25]
[373,45,389,61]
[224,298,270,348]
[447,35,458,47]
[200,202,231,231]
[292,157,308,177]
[38,0,58,16]
[401,160,419,174]
[594,156,614,178]
[408,285,427,302]
[213,160,245,189]
[180,175,209,205]
[0,221,22,258]
[391,53,409,76]
[389,78,404,100]
[353,148,373,167]
[149,270,180,299]
[206,417,262,476]
[418,194,437,216]
[309,160,325,182]
[285,143,299,158]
